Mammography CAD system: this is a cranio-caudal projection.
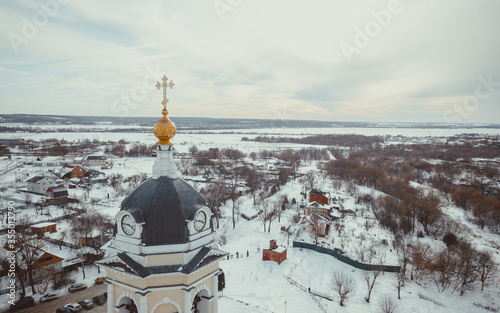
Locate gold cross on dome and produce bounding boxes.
[155,75,175,110]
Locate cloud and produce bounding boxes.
[0,0,499,123]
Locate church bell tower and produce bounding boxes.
[98,74,227,313]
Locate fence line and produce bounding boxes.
[283,275,334,301]
[293,241,401,273]
[310,294,328,313]
[283,274,332,313]
[418,292,445,308]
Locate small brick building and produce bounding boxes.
[262,240,287,264]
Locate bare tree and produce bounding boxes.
[310,221,326,244]
[364,268,382,302]
[378,295,398,313]
[280,225,293,246]
[24,192,32,209]
[395,271,404,300]
[475,251,497,291]
[243,168,261,205]
[201,179,225,228]
[301,170,316,191]
[228,171,241,230]
[429,248,457,292]
[255,197,269,232]
[410,242,431,282]
[16,217,45,295]
[267,199,280,233]
[453,242,478,295]
[395,240,411,282]
[332,270,356,306]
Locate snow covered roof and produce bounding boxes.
[26,174,56,183]
[274,247,286,253]
[46,185,68,197]
[306,201,328,209]
[31,222,56,228]
[299,214,331,225]
[310,188,328,196]
[86,155,107,160]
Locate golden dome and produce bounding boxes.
[153,109,176,145]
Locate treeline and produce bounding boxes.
[398,239,496,296]
[259,147,330,163]
[0,125,149,133]
[324,147,500,234]
[107,142,155,157]
[246,134,384,148]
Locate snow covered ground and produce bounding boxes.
[1,126,499,312]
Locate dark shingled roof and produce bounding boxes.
[86,155,106,160]
[27,175,53,183]
[120,176,206,246]
[48,185,68,198]
[310,188,327,196]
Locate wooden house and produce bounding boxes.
[30,222,57,237]
[299,214,331,238]
[18,249,64,283]
[44,185,69,199]
[303,201,330,216]
[59,164,87,179]
[83,155,107,167]
[26,174,57,195]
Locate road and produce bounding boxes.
[18,284,107,313]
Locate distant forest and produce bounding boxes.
[1,114,499,131]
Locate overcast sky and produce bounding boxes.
[1,0,499,123]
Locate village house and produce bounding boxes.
[0,188,28,210]
[59,164,87,179]
[26,174,57,194]
[44,185,69,199]
[18,249,64,284]
[299,214,331,238]
[83,154,107,167]
[303,201,331,216]
[33,155,74,167]
[30,222,57,238]
[309,188,330,205]
[262,240,287,264]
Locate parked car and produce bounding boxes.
[68,283,87,292]
[64,302,82,312]
[55,307,72,313]
[92,295,106,305]
[40,293,58,303]
[78,299,93,310]
[94,276,106,284]
[9,296,34,311]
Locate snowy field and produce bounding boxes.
[1,126,499,312]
